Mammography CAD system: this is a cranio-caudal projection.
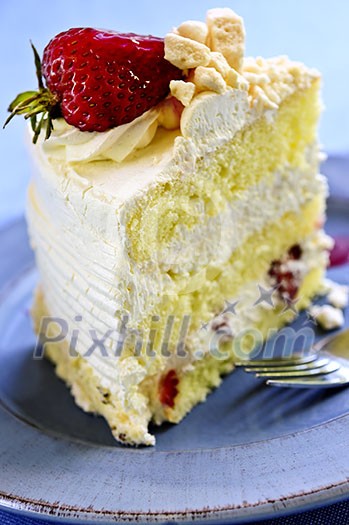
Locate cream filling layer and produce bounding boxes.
[157,154,324,275]
[193,229,332,359]
[27,159,326,394]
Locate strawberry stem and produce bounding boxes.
[3,42,60,143]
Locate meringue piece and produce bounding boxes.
[309,305,345,330]
[177,20,208,44]
[170,80,196,107]
[206,8,245,71]
[226,68,249,90]
[208,51,231,78]
[243,71,270,85]
[193,66,226,94]
[164,32,211,69]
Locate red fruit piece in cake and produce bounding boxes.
[159,369,179,408]
[268,244,303,301]
[5,29,183,140]
[277,271,299,300]
[287,244,303,260]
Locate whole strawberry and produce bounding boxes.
[5,28,183,142]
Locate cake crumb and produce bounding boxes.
[309,304,344,331]
[322,279,349,309]
[319,278,334,295]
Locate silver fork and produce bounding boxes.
[235,329,349,388]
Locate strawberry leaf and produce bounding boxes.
[4,42,59,143]
[8,91,38,113]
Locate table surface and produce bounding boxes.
[1,1,349,523]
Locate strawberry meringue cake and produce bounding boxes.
[6,8,332,445]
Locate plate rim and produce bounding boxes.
[0,457,349,524]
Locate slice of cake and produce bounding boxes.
[7,8,332,446]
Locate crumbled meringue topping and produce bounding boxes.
[37,8,320,165]
[165,8,319,112]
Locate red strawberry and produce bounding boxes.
[159,369,179,409]
[5,28,183,141]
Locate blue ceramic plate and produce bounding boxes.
[0,199,348,524]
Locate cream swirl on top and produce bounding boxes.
[39,96,184,163]
[40,108,160,163]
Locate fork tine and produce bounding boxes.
[235,353,318,367]
[255,360,341,378]
[267,370,349,388]
[244,356,330,373]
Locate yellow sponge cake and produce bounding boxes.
[7,8,331,445]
